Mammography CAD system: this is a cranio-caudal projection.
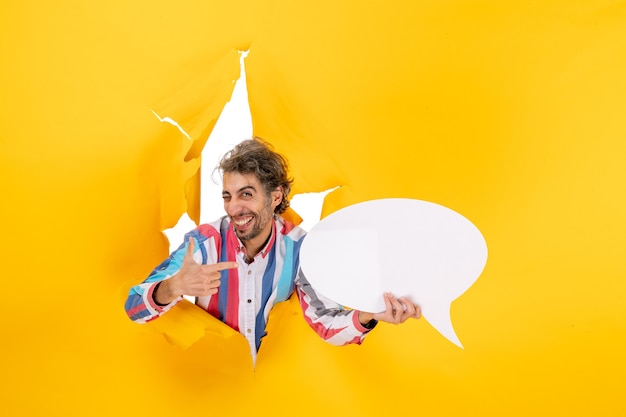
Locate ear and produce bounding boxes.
[270,186,284,209]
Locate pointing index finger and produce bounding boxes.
[213,261,239,271]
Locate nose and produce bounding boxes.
[224,197,242,216]
[224,200,233,215]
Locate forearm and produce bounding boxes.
[125,251,187,322]
[125,281,179,323]
[295,271,374,345]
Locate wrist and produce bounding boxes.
[358,311,374,325]
[357,311,378,330]
[153,280,175,305]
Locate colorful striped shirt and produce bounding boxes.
[125,215,373,362]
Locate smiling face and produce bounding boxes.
[222,172,283,255]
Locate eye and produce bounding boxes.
[222,195,231,202]
[242,192,253,198]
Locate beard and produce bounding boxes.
[235,217,264,241]
[233,201,273,242]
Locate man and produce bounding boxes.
[125,138,421,362]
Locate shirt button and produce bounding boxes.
[247,299,252,303]
[247,270,252,275]
[247,329,252,334]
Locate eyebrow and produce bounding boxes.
[222,185,257,196]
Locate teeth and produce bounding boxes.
[234,216,252,226]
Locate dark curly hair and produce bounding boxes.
[216,137,293,214]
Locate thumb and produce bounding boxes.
[183,237,197,263]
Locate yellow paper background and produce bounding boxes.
[1,1,625,416]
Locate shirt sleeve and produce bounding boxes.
[295,269,375,345]
[124,239,190,323]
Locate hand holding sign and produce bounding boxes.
[299,198,488,348]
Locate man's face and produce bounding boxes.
[222,172,281,244]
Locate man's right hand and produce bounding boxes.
[153,238,239,305]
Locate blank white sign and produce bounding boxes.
[299,198,488,348]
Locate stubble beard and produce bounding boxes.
[235,201,273,242]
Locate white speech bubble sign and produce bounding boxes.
[299,198,488,348]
